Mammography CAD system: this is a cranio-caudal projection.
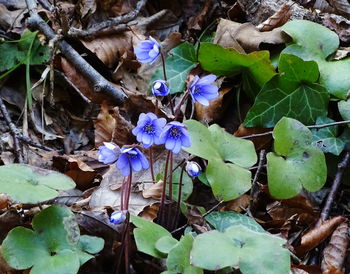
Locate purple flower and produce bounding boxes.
[189,74,219,106]
[185,161,201,177]
[116,146,149,176]
[152,80,169,96]
[134,37,161,64]
[132,113,167,148]
[98,142,120,164]
[159,121,191,154]
[110,210,127,225]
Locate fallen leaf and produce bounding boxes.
[295,216,347,256]
[321,221,349,273]
[187,0,212,31]
[322,14,350,44]
[234,124,272,150]
[291,264,321,274]
[142,180,163,200]
[139,203,159,221]
[221,194,251,213]
[214,19,286,53]
[329,0,350,17]
[256,3,292,31]
[186,206,211,234]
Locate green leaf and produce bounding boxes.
[166,235,203,274]
[168,168,193,201]
[1,205,103,274]
[131,215,173,258]
[0,43,24,71]
[191,226,290,273]
[311,117,345,155]
[198,42,276,98]
[155,236,179,254]
[184,120,257,201]
[206,159,252,201]
[150,42,197,94]
[282,20,350,99]
[267,117,327,199]
[205,211,265,233]
[0,164,75,203]
[338,99,350,124]
[244,54,329,127]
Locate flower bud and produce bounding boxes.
[185,161,201,177]
[110,210,127,225]
[152,80,169,96]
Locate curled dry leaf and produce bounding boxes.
[234,124,272,150]
[139,203,159,221]
[221,194,251,213]
[214,18,286,53]
[142,180,163,200]
[291,264,321,274]
[195,86,230,124]
[322,14,350,44]
[321,221,349,273]
[187,0,212,31]
[329,0,350,17]
[186,206,211,234]
[256,3,292,31]
[295,216,347,256]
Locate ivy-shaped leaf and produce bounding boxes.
[244,54,329,127]
[0,164,75,203]
[311,116,345,155]
[190,225,290,273]
[282,20,350,99]
[267,117,327,199]
[150,42,197,94]
[338,99,350,124]
[205,211,265,233]
[1,205,104,274]
[198,42,276,98]
[184,120,257,201]
[131,215,174,258]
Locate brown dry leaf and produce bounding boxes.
[333,47,350,60]
[214,18,286,53]
[94,103,135,147]
[77,0,97,19]
[0,194,9,210]
[234,124,272,150]
[187,0,212,31]
[195,87,230,123]
[139,203,159,221]
[142,180,163,200]
[321,221,349,273]
[256,3,292,31]
[0,3,25,33]
[267,194,319,226]
[186,206,211,234]
[295,216,347,256]
[221,194,251,213]
[291,264,321,274]
[53,154,102,190]
[322,14,350,44]
[329,0,350,17]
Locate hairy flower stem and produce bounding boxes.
[174,91,190,120]
[122,171,132,274]
[159,150,171,226]
[160,51,174,115]
[149,147,155,183]
[172,164,185,229]
[166,152,174,228]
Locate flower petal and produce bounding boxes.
[196,74,216,85]
[173,140,182,154]
[130,157,142,172]
[116,154,129,170]
[165,138,176,151]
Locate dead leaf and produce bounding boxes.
[322,14,350,44]
[214,19,286,53]
[0,3,25,33]
[329,0,350,17]
[195,86,230,123]
[221,194,251,213]
[295,216,347,256]
[234,124,272,150]
[142,180,163,200]
[256,3,292,31]
[321,221,349,273]
[188,0,212,31]
[186,206,211,234]
[139,203,159,221]
[291,264,321,274]
[94,101,116,146]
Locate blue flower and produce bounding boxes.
[159,121,191,154]
[132,113,167,148]
[152,80,169,96]
[110,210,127,225]
[98,142,120,164]
[134,37,161,63]
[116,146,149,176]
[185,161,201,177]
[189,74,219,106]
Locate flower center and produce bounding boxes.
[192,86,201,94]
[169,127,181,139]
[143,123,155,134]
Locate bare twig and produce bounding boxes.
[252,149,266,187]
[25,0,127,105]
[241,120,350,139]
[0,96,24,163]
[67,0,147,38]
[317,152,350,225]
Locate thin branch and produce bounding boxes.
[241,120,350,139]
[25,0,127,105]
[67,0,147,38]
[318,152,350,225]
[252,149,266,187]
